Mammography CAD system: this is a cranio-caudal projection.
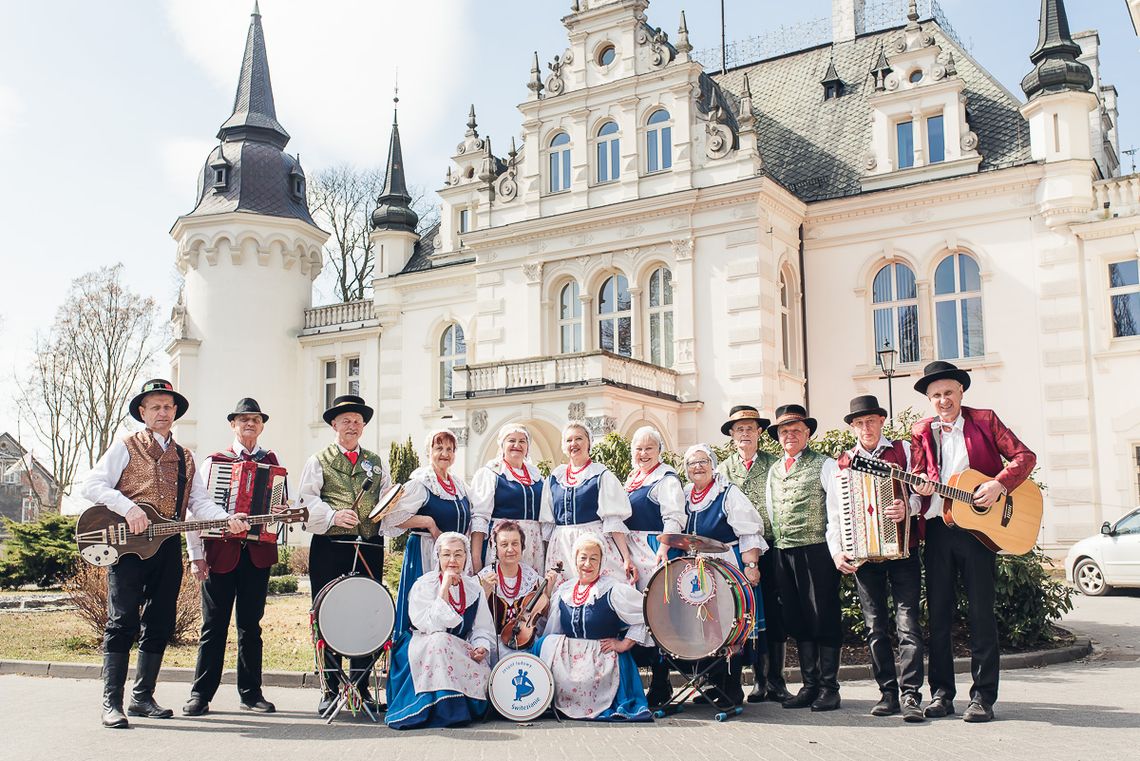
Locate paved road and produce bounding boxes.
[3,593,1137,761]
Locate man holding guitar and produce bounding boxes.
[80,380,249,729]
[908,361,1037,724]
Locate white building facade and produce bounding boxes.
[171,0,1140,553]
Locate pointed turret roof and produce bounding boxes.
[371,98,419,235]
[217,3,290,148]
[1020,0,1093,100]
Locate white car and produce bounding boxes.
[1065,506,1140,596]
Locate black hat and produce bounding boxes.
[765,403,818,441]
[227,397,269,423]
[322,394,374,425]
[913,360,971,395]
[129,379,189,423]
[843,394,889,425]
[720,405,771,437]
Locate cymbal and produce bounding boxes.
[656,532,729,554]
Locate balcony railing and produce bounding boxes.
[1094,174,1140,219]
[303,300,378,332]
[453,351,680,401]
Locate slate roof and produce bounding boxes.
[713,22,1034,202]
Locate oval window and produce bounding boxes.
[598,44,616,67]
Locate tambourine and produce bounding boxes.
[368,483,404,524]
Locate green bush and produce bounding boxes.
[0,514,78,589]
[388,437,420,554]
[270,545,292,576]
[267,575,298,595]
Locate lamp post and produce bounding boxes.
[877,340,898,420]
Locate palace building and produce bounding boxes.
[167,0,1140,552]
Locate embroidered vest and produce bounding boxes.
[768,448,828,549]
[548,473,602,526]
[718,451,776,541]
[559,588,626,639]
[626,473,680,533]
[492,471,543,522]
[115,431,195,519]
[316,443,384,538]
[684,487,738,546]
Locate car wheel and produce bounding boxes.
[1074,558,1111,597]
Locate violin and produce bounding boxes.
[500,561,563,650]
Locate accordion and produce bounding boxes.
[202,459,288,544]
[837,468,910,563]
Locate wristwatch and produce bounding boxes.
[745,561,758,569]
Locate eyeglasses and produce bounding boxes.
[686,459,712,468]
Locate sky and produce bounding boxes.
[1,0,1137,453]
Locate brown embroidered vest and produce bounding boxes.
[115,430,195,519]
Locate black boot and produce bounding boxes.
[128,650,174,718]
[811,644,841,712]
[721,656,745,708]
[747,645,767,703]
[647,661,673,708]
[101,652,130,729]
[765,640,792,703]
[782,641,819,709]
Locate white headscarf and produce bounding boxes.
[571,532,606,561]
[432,531,471,571]
[423,428,459,460]
[683,443,718,471]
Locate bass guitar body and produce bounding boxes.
[942,470,1043,555]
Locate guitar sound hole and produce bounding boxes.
[970,490,990,515]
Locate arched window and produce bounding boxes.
[598,274,632,357]
[648,267,673,367]
[549,132,571,193]
[780,272,793,370]
[933,253,984,360]
[646,109,672,173]
[596,122,620,184]
[559,282,582,353]
[439,323,466,400]
[872,262,920,366]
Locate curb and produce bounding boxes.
[0,637,1093,688]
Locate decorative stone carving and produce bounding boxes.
[546,52,569,96]
[585,415,616,437]
[676,338,694,363]
[885,72,900,91]
[891,36,907,54]
[961,131,979,151]
[496,137,520,202]
[449,426,469,446]
[619,224,644,239]
[568,402,585,421]
[471,409,488,435]
[569,232,594,247]
[671,237,694,261]
[170,290,191,341]
[522,262,544,283]
[863,150,878,171]
[931,63,946,81]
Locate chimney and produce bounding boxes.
[832,0,866,45]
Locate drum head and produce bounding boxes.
[656,532,730,555]
[643,558,742,661]
[369,484,404,523]
[314,575,395,657]
[488,652,554,722]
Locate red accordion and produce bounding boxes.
[203,459,288,544]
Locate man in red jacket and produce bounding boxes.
[909,362,1036,724]
[183,399,285,716]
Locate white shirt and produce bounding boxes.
[78,431,230,532]
[624,463,687,535]
[926,416,968,520]
[683,473,768,555]
[297,442,392,534]
[825,436,920,557]
[468,459,543,535]
[381,465,470,538]
[408,572,496,653]
[539,462,632,536]
[542,575,651,645]
[763,449,839,533]
[185,438,271,563]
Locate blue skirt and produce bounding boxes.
[384,633,488,730]
[532,635,652,722]
[393,534,425,640]
[665,546,766,635]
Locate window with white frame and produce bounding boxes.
[439,323,466,400]
[872,262,920,366]
[780,272,793,370]
[897,120,915,169]
[323,360,337,410]
[927,114,945,164]
[648,267,673,367]
[1109,259,1140,338]
[549,132,571,193]
[596,122,620,184]
[345,356,360,396]
[646,109,672,173]
[559,281,582,353]
[934,252,984,360]
[459,208,470,234]
[598,274,632,357]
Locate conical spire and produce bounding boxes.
[217,3,290,148]
[371,91,419,235]
[1021,0,1093,100]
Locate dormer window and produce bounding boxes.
[824,80,844,100]
[291,176,305,199]
[908,69,923,84]
[896,120,915,169]
[459,208,470,233]
[212,167,229,189]
[927,115,945,163]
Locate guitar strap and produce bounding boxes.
[173,443,188,520]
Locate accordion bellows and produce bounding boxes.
[203,459,287,544]
[838,470,910,563]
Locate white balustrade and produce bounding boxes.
[452,351,678,400]
[303,299,376,329]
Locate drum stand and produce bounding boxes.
[653,653,744,723]
[320,538,389,724]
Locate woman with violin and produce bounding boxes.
[383,429,473,640]
[540,422,636,583]
[681,443,768,709]
[535,534,652,721]
[385,532,495,729]
[470,424,545,574]
[476,520,560,664]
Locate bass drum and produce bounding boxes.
[312,574,395,657]
[643,556,755,661]
[488,651,554,722]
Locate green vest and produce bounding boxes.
[717,450,776,541]
[317,443,384,538]
[768,448,828,549]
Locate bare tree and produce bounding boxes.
[16,265,158,495]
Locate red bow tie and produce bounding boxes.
[345,450,359,466]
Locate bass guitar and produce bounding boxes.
[76,502,308,567]
[848,454,1042,555]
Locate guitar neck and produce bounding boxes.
[878,462,975,505]
[147,512,285,538]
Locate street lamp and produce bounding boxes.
[877,340,898,420]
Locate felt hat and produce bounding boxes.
[843,394,889,425]
[720,405,771,437]
[322,394,374,425]
[129,379,189,423]
[913,360,971,395]
[765,403,818,441]
[227,397,269,423]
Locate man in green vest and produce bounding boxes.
[764,404,842,712]
[716,405,789,704]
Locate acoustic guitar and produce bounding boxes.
[76,502,308,567]
[848,454,1042,555]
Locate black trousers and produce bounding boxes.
[776,542,842,646]
[854,552,924,697]
[924,518,999,707]
[190,545,271,701]
[759,547,785,643]
[309,534,385,694]
[104,536,183,654]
